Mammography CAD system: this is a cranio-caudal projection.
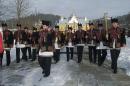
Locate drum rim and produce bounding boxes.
[39,51,54,57]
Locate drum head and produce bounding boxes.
[16,44,25,48]
[66,45,74,48]
[39,52,53,57]
[97,46,108,50]
[87,44,95,46]
[25,44,31,47]
[76,44,85,46]
[4,48,11,50]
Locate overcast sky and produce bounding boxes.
[26,0,130,19]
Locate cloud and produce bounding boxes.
[31,0,130,19]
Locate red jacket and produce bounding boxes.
[0,32,4,53]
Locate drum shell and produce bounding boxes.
[38,56,52,76]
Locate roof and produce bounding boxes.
[68,15,78,24]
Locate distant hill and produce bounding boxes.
[117,13,130,29]
[4,13,60,29]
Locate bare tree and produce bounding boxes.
[0,0,6,20]
[9,0,30,23]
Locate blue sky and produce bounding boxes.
[27,0,130,19]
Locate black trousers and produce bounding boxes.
[21,48,28,61]
[53,49,60,63]
[66,47,74,62]
[26,47,32,59]
[88,46,97,63]
[16,48,20,63]
[110,49,120,73]
[77,46,84,63]
[0,52,3,67]
[97,49,107,66]
[32,48,37,61]
[38,56,52,77]
[0,50,11,66]
[5,50,11,66]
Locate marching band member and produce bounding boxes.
[20,26,28,61]
[66,27,74,62]
[25,27,32,60]
[108,18,126,73]
[75,24,85,63]
[38,20,54,77]
[60,31,66,46]
[87,23,97,64]
[14,24,23,63]
[0,25,4,67]
[2,23,14,66]
[95,23,107,66]
[53,25,61,63]
[31,27,39,61]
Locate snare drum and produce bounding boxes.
[16,44,25,48]
[38,51,53,77]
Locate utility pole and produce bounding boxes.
[104,12,108,33]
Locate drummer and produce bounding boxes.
[0,26,4,67]
[95,23,107,66]
[38,20,54,77]
[74,23,85,63]
[108,18,126,73]
[66,27,74,62]
[14,24,24,63]
[25,27,32,60]
[53,25,61,63]
[87,23,97,64]
[2,23,14,66]
[31,27,39,61]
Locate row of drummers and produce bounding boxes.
[37,18,126,77]
[0,18,126,75]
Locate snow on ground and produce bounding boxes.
[2,38,130,76]
[107,37,130,76]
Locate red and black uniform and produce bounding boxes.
[54,30,61,44]
[74,24,85,63]
[66,28,74,61]
[53,28,61,63]
[3,29,14,66]
[74,29,85,44]
[25,30,32,60]
[39,29,47,49]
[87,28,97,64]
[31,27,39,61]
[108,26,126,73]
[14,27,24,63]
[0,31,4,67]
[95,25,107,66]
[39,28,55,51]
[60,31,66,46]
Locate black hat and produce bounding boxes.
[4,23,7,27]
[78,23,82,27]
[16,24,21,27]
[111,18,118,23]
[1,23,7,27]
[42,20,50,26]
[89,23,94,26]
[1,23,5,27]
[55,25,59,28]
[68,27,72,30]
[98,23,103,27]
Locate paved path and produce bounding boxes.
[0,47,130,86]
